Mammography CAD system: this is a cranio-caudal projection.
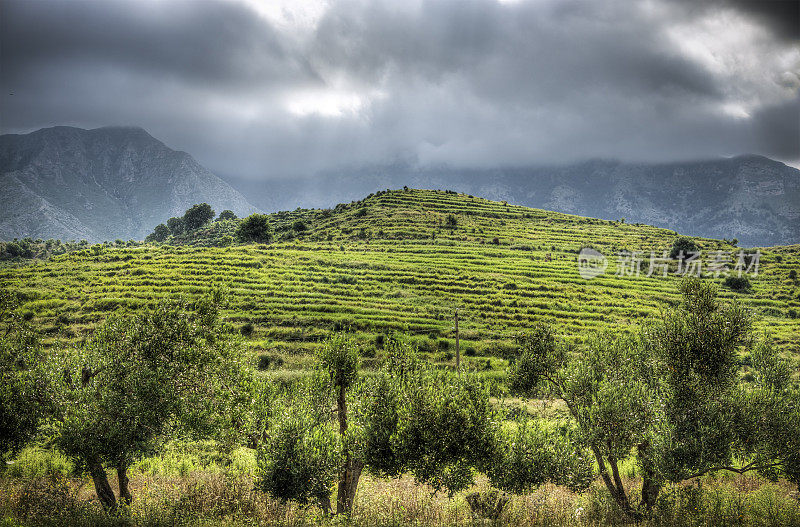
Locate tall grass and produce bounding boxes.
[2,458,799,526]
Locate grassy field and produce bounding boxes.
[2,444,799,526]
[1,189,798,376]
[2,189,800,525]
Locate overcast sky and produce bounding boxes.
[1,0,798,178]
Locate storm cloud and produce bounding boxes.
[1,0,798,178]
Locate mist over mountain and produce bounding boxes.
[0,126,258,242]
[1,126,797,247]
[225,155,800,247]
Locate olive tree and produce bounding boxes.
[255,385,340,512]
[0,289,53,460]
[145,223,170,243]
[509,278,799,518]
[166,216,185,235]
[256,335,357,514]
[53,295,252,512]
[217,210,237,221]
[236,214,273,244]
[669,236,699,259]
[256,336,499,515]
[183,203,215,230]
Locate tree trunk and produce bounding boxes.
[638,441,662,511]
[117,460,132,505]
[337,456,363,514]
[335,383,363,515]
[88,457,116,512]
[319,494,332,515]
[641,475,662,511]
[591,446,640,519]
[608,455,634,513]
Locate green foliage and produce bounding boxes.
[669,236,699,259]
[146,223,170,243]
[724,275,752,292]
[0,289,52,459]
[510,278,799,518]
[507,324,563,396]
[218,210,237,221]
[256,335,362,513]
[390,367,497,495]
[316,334,359,390]
[183,203,215,231]
[0,238,94,262]
[733,342,800,489]
[256,337,499,511]
[236,214,273,243]
[487,418,593,494]
[51,295,252,507]
[255,390,340,511]
[166,216,185,235]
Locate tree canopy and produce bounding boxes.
[236,214,273,244]
[218,210,238,221]
[183,203,215,231]
[52,294,252,511]
[507,277,800,518]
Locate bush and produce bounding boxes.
[236,214,273,244]
[149,223,170,243]
[167,216,185,235]
[257,354,283,371]
[670,236,699,259]
[790,269,798,281]
[255,395,340,511]
[184,203,215,230]
[240,322,254,336]
[5,447,74,479]
[218,210,237,221]
[724,275,752,292]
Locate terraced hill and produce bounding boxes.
[2,189,798,377]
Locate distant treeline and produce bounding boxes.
[0,238,142,262]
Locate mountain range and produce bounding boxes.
[226,156,800,247]
[0,126,257,242]
[2,126,798,246]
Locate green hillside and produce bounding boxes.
[2,189,798,375]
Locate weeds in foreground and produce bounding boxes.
[1,470,798,526]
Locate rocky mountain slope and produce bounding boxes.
[228,156,800,247]
[0,126,258,241]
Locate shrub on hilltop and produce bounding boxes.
[236,214,273,244]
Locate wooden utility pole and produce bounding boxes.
[455,309,460,370]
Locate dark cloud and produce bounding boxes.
[1,0,318,92]
[726,0,800,41]
[1,0,798,178]
[752,94,800,158]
